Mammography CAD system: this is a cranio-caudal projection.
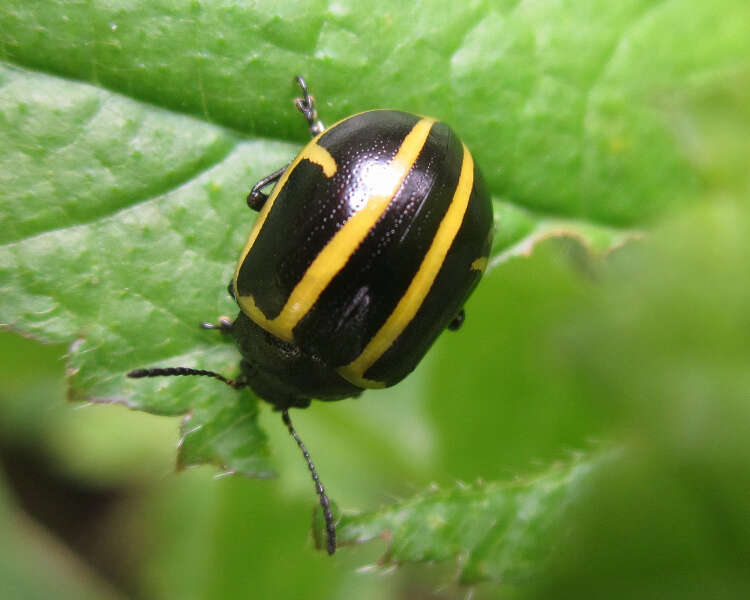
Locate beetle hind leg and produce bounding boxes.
[448,309,465,331]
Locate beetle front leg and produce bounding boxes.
[247,165,288,211]
[294,75,325,137]
[200,316,233,333]
[245,76,323,212]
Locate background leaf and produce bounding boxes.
[0,471,127,600]
[1,1,749,598]
[331,450,614,584]
[3,0,742,471]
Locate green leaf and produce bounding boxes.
[488,200,640,269]
[1,0,748,496]
[178,392,274,477]
[525,204,750,600]
[0,59,288,475]
[328,450,612,584]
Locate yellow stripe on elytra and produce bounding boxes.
[303,144,337,177]
[233,135,337,301]
[339,144,475,388]
[239,117,437,343]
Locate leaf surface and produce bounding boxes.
[331,451,611,584]
[1,0,747,486]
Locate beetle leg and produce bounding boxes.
[200,316,233,333]
[447,309,465,331]
[294,75,325,137]
[247,165,288,211]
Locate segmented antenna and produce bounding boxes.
[127,367,247,389]
[281,408,336,555]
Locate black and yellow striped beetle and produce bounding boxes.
[129,76,493,555]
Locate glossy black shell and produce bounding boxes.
[233,110,493,400]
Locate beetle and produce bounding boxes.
[128,76,494,555]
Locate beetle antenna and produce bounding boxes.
[127,367,247,389]
[281,408,336,555]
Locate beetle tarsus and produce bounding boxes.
[295,75,325,137]
[247,165,288,211]
[448,309,465,331]
[200,316,233,333]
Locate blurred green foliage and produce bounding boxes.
[1,0,749,598]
